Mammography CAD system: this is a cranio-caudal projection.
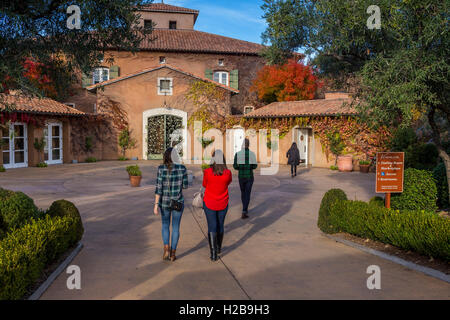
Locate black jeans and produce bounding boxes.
[291,164,297,175]
[239,177,254,213]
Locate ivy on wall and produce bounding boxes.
[188,111,391,160]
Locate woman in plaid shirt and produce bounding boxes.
[154,147,189,261]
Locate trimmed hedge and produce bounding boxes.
[0,188,39,231]
[319,195,450,261]
[433,163,449,209]
[47,200,84,241]
[317,189,348,233]
[369,196,384,207]
[391,168,438,211]
[0,214,83,300]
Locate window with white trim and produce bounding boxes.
[218,59,224,66]
[158,78,173,95]
[93,67,109,84]
[244,106,255,114]
[213,71,229,86]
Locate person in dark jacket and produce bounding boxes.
[287,142,300,177]
[233,138,257,219]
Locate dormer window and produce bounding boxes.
[169,21,177,29]
[93,67,109,84]
[159,56,166,64]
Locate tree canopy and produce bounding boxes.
[262,0,449,194]
[0,0,152,100]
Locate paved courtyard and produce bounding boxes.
[0,161,448,299]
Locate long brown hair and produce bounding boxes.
[163,147,174,171]
[211,149,227,176]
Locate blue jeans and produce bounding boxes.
[203,202,228,233]
[160,204,184,250]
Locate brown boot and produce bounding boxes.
[163,245,170,260]
[170,249,176,262]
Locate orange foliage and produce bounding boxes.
[252,59,322,103]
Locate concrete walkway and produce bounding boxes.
[0,161,448,299]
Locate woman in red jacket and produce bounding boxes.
[202,149,232,261]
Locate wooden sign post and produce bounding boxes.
[375,152,405,208]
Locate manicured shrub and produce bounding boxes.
[391,168,438,211]
[0,165,5,172]
[201,163,210,170]
[0,189,39,231]
[47,200,84,241]
[0,215,82,300]
[433,163,449,209]
[317,188,348,233]
[326,200,450,261]
[369,196,384,207]
[85,157,97,163]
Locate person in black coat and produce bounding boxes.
[286,142,300,177]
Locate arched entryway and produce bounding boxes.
[142,108,187,160]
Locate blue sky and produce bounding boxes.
[163,0,267,44]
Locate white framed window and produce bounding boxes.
[218,59,224,66]
[93,67,109,84]
[159,56,166,64]
[213,71,229,86]
[244,106,255,114]
[64,103,75,108]
[158,77,173,95]
[2,122,28,169]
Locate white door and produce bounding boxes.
[2,123,28,169]
[297,128,308,165]
[45,123,63,164]
[233,128,245,156]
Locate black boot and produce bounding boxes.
[208,232,218,261]
[217,232,224,255]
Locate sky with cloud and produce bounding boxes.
[162,0,267,44]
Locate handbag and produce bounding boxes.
[167,168,183,211]
[192,187,204,208]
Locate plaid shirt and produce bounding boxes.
[233,149,257,179]
[155,164,188,210]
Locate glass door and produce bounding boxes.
[45,123,63,164]
[2,123,28,169]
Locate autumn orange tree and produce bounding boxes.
[252,59,321,103]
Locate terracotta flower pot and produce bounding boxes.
[130,175,142,187]
[359,164,370,173]
[337,155,353,172]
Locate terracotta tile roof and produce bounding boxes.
[138,3,199,15]
[86,64,239,93]
[137,29,264,55]
[244,98,357,118]
[0,95,85,116]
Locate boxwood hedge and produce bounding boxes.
[318,189,450,261]
[0,198,83,300]
[317,189,348,233]
[0,188,39,231]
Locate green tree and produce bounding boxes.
[33,137,46,164]
[118,127,137,158]
[0,0,152,100]
[262,0,450,204]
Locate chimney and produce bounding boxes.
[324,92,349,99]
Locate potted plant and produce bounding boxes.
[327,132,352,172]
[33,137,47,168]
[359,160,371,173]
[126,165,142,187]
